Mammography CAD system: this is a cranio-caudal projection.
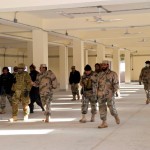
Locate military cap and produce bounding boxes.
[18,63,25,69]
[145,60,150,64]
[40,64,47,67]
[84,64,92,71]
[102,60,109,64]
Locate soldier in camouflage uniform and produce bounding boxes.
[139,60,150,104]
[34,64,57,123]
[79,65,97,123]
[97,60,120,128]
[9,63,31,122]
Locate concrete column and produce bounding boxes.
[32,29,48,68]
[125,50,131,83]
[27,42,33,69]
[73,39,84,74]
[59,46,68,90]
[96,44,105,63]
[85,50,88,65]
[113,48,120,82]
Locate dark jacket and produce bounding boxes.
[69,70,81,84]
[30,70,39,94]
[0,72,15,95]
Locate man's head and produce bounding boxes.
[101,60,109,72]
[71,66,75,72]
[145,60,150,67]
[29,64,36,72]
[95,63,101,73]
[39,64,47,73]
[2,67,9,74]
[13,66,18,73]
[18,63,25,73]
[84,64,92,75]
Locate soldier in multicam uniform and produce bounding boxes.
[97,60,120,128]
[9,63,32,122]
[34,64,57,123]
[69,66,81,101]
[79,64,97,123]
[139,60,150,104]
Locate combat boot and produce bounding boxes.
[98,121,108,128]
[79,114,87,123]
[24,115,29,121]
[90,114,95,122]
[9,116,17,122]
[146,99,149,104]
[71,95,76,101]
[0,108,6,114]
[114,115,120,124]
[44,115,50,123]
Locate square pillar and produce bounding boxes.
[125,50,131,83]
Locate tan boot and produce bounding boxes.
[98,121,108,128]
[90,114,95,122]
[115,116,120,124]
[9,116,17,122]
[146,99,149,104]
[44,115,50,123]
[0,108,6,114]
[24,115,29,121]
[79,114,87,123]
[77,94,80,100]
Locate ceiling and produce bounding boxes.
[0,0,150,53]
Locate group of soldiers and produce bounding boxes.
[0,63,57,123]
[69,61,120,128]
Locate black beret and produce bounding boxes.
[84,65,92,71]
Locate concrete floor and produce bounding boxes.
[0,83,150,150]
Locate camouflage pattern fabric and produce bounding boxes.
[139,66,150,99]
[80,71,97,114]
[97,69,119,121]
[11,71,31,116]
[35,70,57,116]
[0,94,12,109]
[71,83,79,97]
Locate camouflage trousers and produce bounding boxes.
[98,96,118,121]
[143,83,150,99]
[11,90,30,117]
[81,95,97,114]
[40,93,53,117]
[71,83,79,97]
[0,94,12,109]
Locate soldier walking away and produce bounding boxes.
[97,60,120,128]
[34,64,57,123]
[69,66,81,101]
[0,67,15,114]
[139,60,150,104]
[29,64,45,113]
[9,63,32,122]
[79,65,97,123]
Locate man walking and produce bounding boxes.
[69,66,81,100]
[34,64,57,123]
[139,60,150,104]
[97,60,120,128]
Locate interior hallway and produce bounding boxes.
[0,83,150,150]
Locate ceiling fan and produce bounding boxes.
[57,11,74,19]
[137,38,149,42]
[123,28,141,35]
[91,6,122,23]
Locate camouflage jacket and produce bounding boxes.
[12,71,31,92]
[35,70,57,95]
[139,67,150,83]
[80,71,98,96]
[97,69,119,98]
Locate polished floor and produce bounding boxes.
[0,83,150,150]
